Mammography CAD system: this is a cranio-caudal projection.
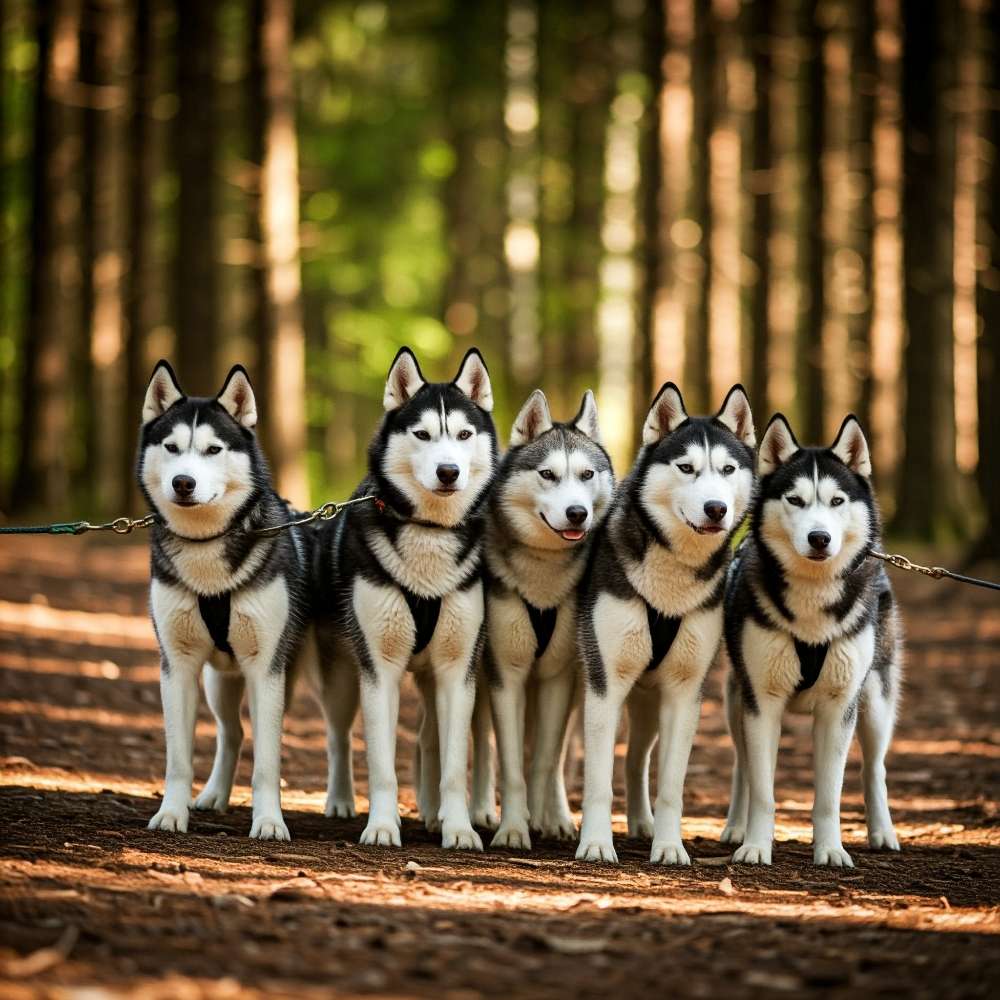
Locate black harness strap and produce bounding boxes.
[199,593,234,655]
[794,639,829,692]
[402,588,442,656]
[524,600,558,661]
[645,602,683,672]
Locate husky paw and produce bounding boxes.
[814,844,854,868]
[360,821,402,847]
[423,815,442,834]
[148,807,189,833]
[491,823,532,850]
[324,795,358,819]
[628,814,655,840]
[719,824,746,845]
[538,816,577,842]
[732,842,772,865]
[442,825,483,851]
[472,807,499,830]
[868,827,900,852]
[250,815,291,841]
[576,838,618,863]
[650,841,691,866]
[193,787,230,812]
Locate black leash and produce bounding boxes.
[869,550,1000,593]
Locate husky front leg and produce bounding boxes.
[318,657,359,819]
[731,695,784,865]
[414,671,442,832]
[243,661,289,840]
[193,667,244,812]
[470,682,498,829]
[148,653,203,833]
[489,663,531,849]
[625,688,658,838]
[811,698,857,867]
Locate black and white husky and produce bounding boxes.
[722,414,901,867]
[576,384,756,864]
[312,347,498,850]
[484,389,615,849]
[139,361,311,841]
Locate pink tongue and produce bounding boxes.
[561,528,585,541]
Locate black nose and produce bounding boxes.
[808,530,831,551]
[703,500,727,523]
[172,474,196,497]
[565,505,588,526]
[436,464,460,486]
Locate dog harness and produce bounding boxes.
[644,601,682,672]
[199,593,234,655]
[523,599,558,661]
[402,587,442,656]
[793,638,828,691]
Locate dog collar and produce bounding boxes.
[374,497,465,531]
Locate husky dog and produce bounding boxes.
[485,389,615,849]
[722,414,901,867]
[576,383,756,864]
[138,361,311,841]
[312,347,498,850]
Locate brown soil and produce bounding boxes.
[0,535,998,998]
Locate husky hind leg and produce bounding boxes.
[193,667,244,812]
[720,674,749,845]
[316,652,359,820]
[858,670,900,851]
[625,688,658,839]
[471,682,498,829]
[529,667,576,840]
[414,672,442,832]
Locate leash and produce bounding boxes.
[0,495,380,539]
[869,550,1000,593]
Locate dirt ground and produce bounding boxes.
[0,535,997,999]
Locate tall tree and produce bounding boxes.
[13,0,83,512]
[894,0,959,540]
[258,0,306,501]
[173,0,218,389]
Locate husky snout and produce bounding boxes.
[172,474,197,504]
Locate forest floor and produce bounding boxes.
[0,535,997,998]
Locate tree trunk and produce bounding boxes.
[893,0,959,541]
[13,0,82,513]
[259,0,306,502]
[173,0,218,390]
[121,0,153,508]
[799,0,825,445]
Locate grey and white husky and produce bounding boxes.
[139,361,311,841]
[311,347,498,850]
[722,413,901,866]
[576,383,756,864]
[484,389,615,849]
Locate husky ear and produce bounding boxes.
[216,365,258,428]
[642,382,687,445]
[573,389,602,443]
[452,348,494,412]
[715,384,756,448]
[383,347,426,412]
[758,413,799,476]
[510,389,552,446]
[142,360,184,424]
[830,414,872,478]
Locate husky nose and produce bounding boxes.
[172,474,196,498]
[808,530,831,551]
[565,505,588,526]
[703,500,727,523]
[436,463,460,486]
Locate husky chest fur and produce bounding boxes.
[484,389,615,850]
[576,383,756,865]
[312,347,498,851]
[722,414,902,868]
[138,361,312,842]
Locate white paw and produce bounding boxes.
[442,825,483,851]
[360,820,402,847]
[650,841,691,865]
[868,827,900,852]
[732,842,772,865]
[576,837,618,863]
[719,824,746,845]
[324,795,358,819]
[491,824,532,850]
[148,807,189,833]
[814,843,854,867]
[193,787,230,812]
[628,815,655,839]
[250,815,291,841]
[472,808,499,830]
[424,815,442,834]
[538,816,577,841]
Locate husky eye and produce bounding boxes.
[413,430,432,441]
[830,496,845,507]
[456,429,473,441]
[722,464,736,476]
[786,495,805,507]
[164,443,179,455]
[539,469,556,481]
[206,445,223,456]
[580,469,594,481]
[677,463,694,475]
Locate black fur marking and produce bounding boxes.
[525,600,558,660]
[199,592,234,655]
[645,602,682,672]
[402,588,442,656]
[793,638,828,691]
